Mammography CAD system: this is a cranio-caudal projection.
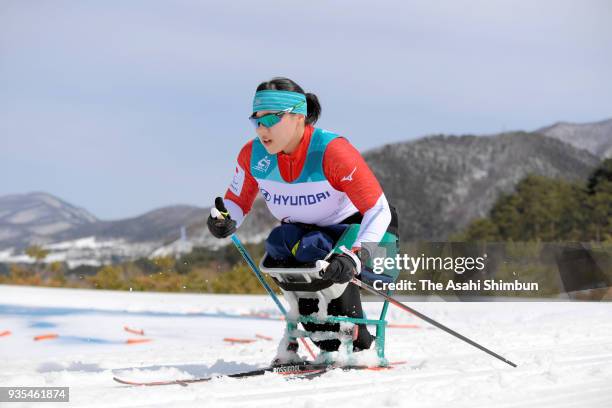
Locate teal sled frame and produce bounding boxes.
[230,224,399,366]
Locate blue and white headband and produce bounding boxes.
[252,90,307,115]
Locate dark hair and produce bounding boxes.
[255,77,321,125]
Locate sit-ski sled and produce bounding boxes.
[258,223,400,367]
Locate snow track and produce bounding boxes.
[1,285,611,407]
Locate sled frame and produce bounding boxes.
[254,224,400,365]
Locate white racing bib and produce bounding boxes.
[250,128,358,226]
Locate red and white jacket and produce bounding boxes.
[223,125,391,247]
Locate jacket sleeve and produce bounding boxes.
[223,140,259,227]
[323,137,392,247]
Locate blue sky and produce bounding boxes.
[1,0,611,219]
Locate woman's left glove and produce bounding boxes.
[207,197,237,238]
[320,246,361,284]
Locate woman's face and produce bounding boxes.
[254,111,304,154]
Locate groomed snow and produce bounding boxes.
[1,285,611,407]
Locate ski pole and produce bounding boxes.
[229,234,287,316]
[351,277,518,368]
[211,200,287,317]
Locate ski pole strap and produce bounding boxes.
[351,278,518,368]
[230,234,287,316]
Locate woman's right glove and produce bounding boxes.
[319,246,361,284]
[207,197,237,238]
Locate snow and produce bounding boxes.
[29,221,73,235]
[150,240,193,258]
[1,284,611,407]
[0,237,161,268]
[7,208,46,224]
[44,237,105,251]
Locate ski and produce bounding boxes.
[113,362,331,386]
[113,361,400,387]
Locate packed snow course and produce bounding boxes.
[1,285,611,407]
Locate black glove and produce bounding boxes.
[207,197,237,239]
[320,251,359,284]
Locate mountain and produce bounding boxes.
[364,131,600,241]
[0,121,605,262]
[54,205,208,243]
[0,192,214,251]
[0,192,278,265]
[535,118,612,158]
[0,192,98,249]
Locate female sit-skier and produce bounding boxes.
[207,77,398,365]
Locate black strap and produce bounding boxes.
[272,277,335,292]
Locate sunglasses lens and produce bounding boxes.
[249,113,283,129]
[259,114,281,128]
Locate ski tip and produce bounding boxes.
[113,377,187,387]
[113,377,139,385]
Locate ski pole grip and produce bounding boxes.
[215,197,228,212]
[212,197,229,220]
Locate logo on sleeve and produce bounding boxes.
[229,164,245,195]
[341,166,357,182]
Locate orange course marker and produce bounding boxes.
[0,330,11,337]
[124,326,145,335]
[223,338,256,344]
[126,338,152,345]
[388,323,420,329]
[255,334,273,341]
[34,333,59,341]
